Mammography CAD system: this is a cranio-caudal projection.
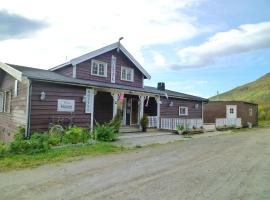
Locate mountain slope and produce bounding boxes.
[211,73,270,119]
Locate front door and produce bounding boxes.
[226,105,237,118]
[131,99,138,125]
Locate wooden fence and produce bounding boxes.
[216,118,242,128]
[160,118,203,130]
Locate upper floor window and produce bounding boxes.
[121,66,134,82]
[179,106,188,116]
[91,59,107,77]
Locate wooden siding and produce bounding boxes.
[30,81,91,132]
[0,70,28,141]
[160,97,202,119]
[203,101,258,126]
[76,49,144,88]
[54,64,73,77]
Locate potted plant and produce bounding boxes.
[176,125,184,134]
[140,114,149,132]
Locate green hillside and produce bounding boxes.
[210,73,270,120]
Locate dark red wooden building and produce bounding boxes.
[0,42,206,141]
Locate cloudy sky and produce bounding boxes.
[0,0,270,97]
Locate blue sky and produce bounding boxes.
[0,0,270,98]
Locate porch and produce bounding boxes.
[92,89,160,130]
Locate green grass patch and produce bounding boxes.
[259,120,270,127]
[0,143,127,172]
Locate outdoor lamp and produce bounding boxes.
[40,91,46,101]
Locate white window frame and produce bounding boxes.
[91,59,108,77]
[3,90,11,113]
[121,66,134,82]
[0,92,4,113]
[179,106,188,116]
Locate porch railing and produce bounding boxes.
[216,118,242,128]
[148,116,158,128]
[160,118,203,130]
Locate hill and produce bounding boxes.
[210,73,270,120]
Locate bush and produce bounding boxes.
[110,111,122,133]
[10,132,50,154]
[94,122,118,142]
[49,123,65,136]
[140,114,149,132]
[62,126,90,144]
[0,142,8,157]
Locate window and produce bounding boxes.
[249,108,253,116]
[0,92,3,113]
[230,108,234,114]
[4,91,11,113]
[91,60,107,77]
[179,106,188,116]
[0,91,11,113]
[121,66,134,82]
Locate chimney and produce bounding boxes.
[157,82,165,91]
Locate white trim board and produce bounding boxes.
[50,42,151,79]
[0,62,23,81]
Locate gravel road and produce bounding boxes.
[1,128,270,200]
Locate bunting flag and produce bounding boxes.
[145,96,150,107]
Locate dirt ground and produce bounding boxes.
[1,128,270,200]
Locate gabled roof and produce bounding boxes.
[2,63,207,101]
[50,42,151,79]
[144,86,207,101]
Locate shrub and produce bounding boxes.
[0,142,8,157]
[49,123,65,136]
[48,134,62,146]
[140,114,149,132]
[110,111,122,133]
[10,132,50,154]
[62,126,90,144]
[94,122,118,142]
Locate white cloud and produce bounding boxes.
[152,51,166,66]
[175,21,270,69]
[0,0,203,69]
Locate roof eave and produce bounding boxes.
[0,62,23,81]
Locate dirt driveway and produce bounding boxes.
[1,128,270,200]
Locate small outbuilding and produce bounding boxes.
[203,101,258,128]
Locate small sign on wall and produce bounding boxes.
[57,99,75,112]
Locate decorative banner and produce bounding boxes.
[57,99,75,112]
[85,89,94,113]
[111,56,116,83]
[117,92,125,112]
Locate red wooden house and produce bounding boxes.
[0,42,207,141]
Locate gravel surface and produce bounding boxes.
[1,128,270,200]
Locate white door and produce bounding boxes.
[226,105,237,118]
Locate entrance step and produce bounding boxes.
[119,126,140,133]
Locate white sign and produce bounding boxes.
[85,89,94,113]
[57,99,75,112]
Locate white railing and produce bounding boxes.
[160,118,203,130]
[216,118,242,128]
[148,116,158,128]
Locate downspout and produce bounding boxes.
[25,79,32,138]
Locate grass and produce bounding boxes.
[258,120,270,127]
[0,143,127,172]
